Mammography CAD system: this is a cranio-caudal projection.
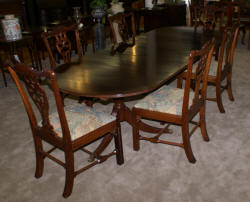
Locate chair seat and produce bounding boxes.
[44,104,116,141]
[134,85,194,116]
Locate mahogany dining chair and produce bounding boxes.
[132,38,215,163]
[178,24,239,113]
[6,61,124,198]
[41,24,82,70]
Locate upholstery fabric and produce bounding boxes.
[184,58,218,76]
[41,104,116,141]
[208,58,219,77]
[134,85,194,115]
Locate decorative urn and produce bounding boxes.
[1,15,22,41]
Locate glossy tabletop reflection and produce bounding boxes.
[56,26,213,99]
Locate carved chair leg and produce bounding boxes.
[114,121,124,165]
[199,104,210,142]
[216,82,225,113]
[63,151,75,198]
[34,137,44,178]
[226,72,234,101]
[132,109,140,151]
[182,122,196,163]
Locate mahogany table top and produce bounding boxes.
[56,26,214,100]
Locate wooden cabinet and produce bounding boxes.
[141,4,187,32]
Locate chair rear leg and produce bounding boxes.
[177,75,183,89]
[216,82,225,113]
[1,68,7,87]
[226,72,234,101]
[200,104,210,142]
[182,122,196,163]
[114,122,124,165]
[132,110,140,151]
[63,151,75,198]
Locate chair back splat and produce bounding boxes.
[132,38,215,163]
[6,62,124,198]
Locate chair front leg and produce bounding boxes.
[226,70,234,101]
[132,109,140,151]
[63,150,75,198]
[199,104,210,142]
[114,121,124,165]
[216,81,225,113]
[182,121,196,163]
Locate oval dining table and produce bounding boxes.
[55,26,217,160]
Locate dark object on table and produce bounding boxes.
[108,12,136,55]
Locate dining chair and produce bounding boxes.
[6,61,124,198]
[132,38,215,163]
[108,12,136,55]
[41,24,82,70]
[177,24,239,113]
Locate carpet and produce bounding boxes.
[0,36,250,202]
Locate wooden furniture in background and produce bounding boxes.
[0,0,27,29]
[0,35,35,87]
[7,62,124,198]
[41,25,82,69]
[142,4,187,32]
[132,38,215,163]
[177,24,239,113]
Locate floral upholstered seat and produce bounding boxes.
[47,104,116,141]
[208,59,219,77]
[185,59,218,77]
[134,85,194,116]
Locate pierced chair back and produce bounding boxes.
[7,62,71,144]
[178,24,239,113]
[6,62,124,198]
[182,38,216,117]
[41,24,82,69]
[108,12,136,55]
